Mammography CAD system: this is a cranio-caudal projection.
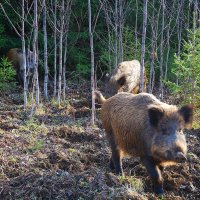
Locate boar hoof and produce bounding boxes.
[154,185,164,196]
[115,168,123,176]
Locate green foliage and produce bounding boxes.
[123,27,141,61]
[0,57,16,82]
[27,139,44,153]
[76,61,90,77]
[0,57,16,91]
[0,2,21,52]
[167,28,200,106]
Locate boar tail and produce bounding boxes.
[94,90,106,104]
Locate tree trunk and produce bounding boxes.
[118,0,123,63]
[194,0,199,28]
[107,19,111,74]
[140,0,148,92]
[63,37,67,101]
[33,0,39,106]
[114,0,118,68]
[159,0,165,99]
[88,0,95,125]
[43,0,48,100]
[134,0,138,57]
[62,0,72,101]
[176,0,183,86]
[101,1,112,74]
[177,0,183,57]
[164,1,176,80]
[149,0,155,94]
[53,0,57,98]
[21,0,27,108]
[57,0,65,106]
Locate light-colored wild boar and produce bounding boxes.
[6,48,34,86]
[95,91,193,195]
[105,60,147,96]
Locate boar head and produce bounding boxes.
[149,105,193,163]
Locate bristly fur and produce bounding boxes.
[105,60,147,96]
[97,91,193,195]
[99,92,193,163]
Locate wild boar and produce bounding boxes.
[95,91,193,195]
[6,48,34,86]
[105,60,147,97]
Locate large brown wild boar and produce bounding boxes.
[95,91,193,195]
[6,48,34,86]
[105,60,147,97]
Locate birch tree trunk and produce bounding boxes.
[140,0,148,92]
[21,0,27,108]
[114,0,118,68]
[63,37,67,101]
[176,0,183,86]
[159,0,165,99]
[88,0,95,125]
[118,0,123,63]
[33,0,39,106]
[134,0,138,57]
[149,0,155,93]
[164,1,176,80]
[177,0,183,58]
[62,1,72,101]
[100,1,113,74]
[194,0,199,28]
[57,0,65,106]
[106,17,112,74]
[43,0,48,100]
[186,1,191,33]
[53,0,57,98]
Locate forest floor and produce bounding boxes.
[0,81,199,200]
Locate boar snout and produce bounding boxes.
[175,152,187,163]
[165,150,187,163]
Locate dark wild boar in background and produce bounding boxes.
[105,60,147,97]
[95,91,193,195]
[6,48,34,87]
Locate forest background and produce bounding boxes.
[0,1,200,199]
[0,0,199,109]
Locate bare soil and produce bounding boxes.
[0,82,199,200]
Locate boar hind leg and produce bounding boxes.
[108,136,123,175]
[141,157,163,196]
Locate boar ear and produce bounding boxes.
[178,105,193,128]
[117,76,126,86]
[148,106,164,127]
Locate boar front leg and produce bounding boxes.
[141,156,163,195]
[108,136,123,175]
